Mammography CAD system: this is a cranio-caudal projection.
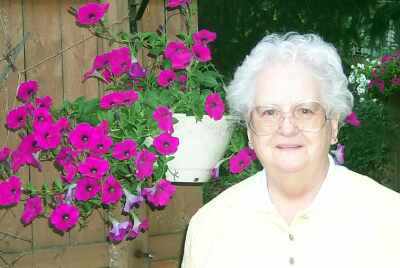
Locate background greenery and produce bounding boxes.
[198,0,400,202]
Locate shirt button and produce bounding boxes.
[289,233,294,241]
[289,257,295,265]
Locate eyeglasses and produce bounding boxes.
[248,101,329,136]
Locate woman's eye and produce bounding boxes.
[262,109,276,116]
[300,108,313,114]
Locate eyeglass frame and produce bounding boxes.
[247,100,334,136]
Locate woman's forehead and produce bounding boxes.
[254,63,322,106]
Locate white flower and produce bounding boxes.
[357,63,365,69]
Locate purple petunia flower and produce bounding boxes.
[0,147,11,162]
[135,149,157,180]
[17,80,39,103]
[205,92,225,120]
[152,133,179,155]
[391,76,400,86]
[157,69,176,88]
[21,196,43,225]
[192,29,217,45]
[18,134,40,154]
[88,126,113,155]
[100,92,123,109]
[69,123,95,150]
[34,123,62,150]
[192,43,211,62]
[0,176,22,207]
[75,177,100,201]
[62,164,78,184]
[78,156,110,179]
[142,179,176,207]
[112,139,137,160]
[167,0,191,8]
[123,188,144,213]
[101,176,123,205]
[32,108,53,130]
[35,95,53,109]
[108,219,131,243]
[153,106,174,133]
[108,47,132,77]
[49,203,80,232]
[11,149,41,173]
[54,117,71,133]
[126,214,149,239]
[164,41,192,69]
[55,147,78,168]
[6,106,28,130]
[331,143,345,165]
[345,112,361,127]
[368,78,385,93]
[129,62,147,80]
[76,2,109,26]
[229,148,252,174]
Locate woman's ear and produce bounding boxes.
[330,113,340,145]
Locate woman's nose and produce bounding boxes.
[277,114,299,136]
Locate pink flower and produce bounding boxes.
[205,92,225,120]
[62,164,78,184]
[368,78,385,93]
[55,117,71,133]
[331,143,345,165]
[75,177,100,201]
[35,96,53,109]
[56,147,78,168]
[32,108,53,130]
[381,54,393,63]
[34,123,62,150]
[88,127,113,155]
[345,112,361,127]
[391,76,400,86]
[108,47,132,77]
[157,69,176,87]
[129,62,147,80]
[164,41,192,69]
[229,149,252,174]
[18,134,40,154]
[0,176,22,207]
[167,0,191,8]
[153,106,174,133]
[21,196,43,225]
[101,176,123,205]
[120,90,139,106]
[49,203,80,232]
[123,188,144,213]
[76,2,109,26]
[142,179,176,207]
[108,220,131,243]
[78,156,110,179]
[152,133,179,155]
[69,123,95,150]
[135,149,157,180]
[11,150,41,173]
[17,80,39,103]
[192,29,217,45]
[192,43,211,62]
[0,147,11,162]
[242,147,257,161]
[127,216,149,239]
[6,106,28,130]
[100,92,123,109]
[112,139,137,160]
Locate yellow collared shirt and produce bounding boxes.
[182,156,400,268]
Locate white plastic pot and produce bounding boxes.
[166,114,234,183]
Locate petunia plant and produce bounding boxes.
[0,0,227,243]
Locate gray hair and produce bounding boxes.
[227,32,354,124]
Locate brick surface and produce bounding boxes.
[150,259,179,268]
[148,233,185,261]
[69,210,106,246]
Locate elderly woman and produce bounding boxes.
[181,33,400,268]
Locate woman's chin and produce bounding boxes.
[273,150,308,173]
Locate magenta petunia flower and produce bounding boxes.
[32,108,53,130]
[152,133,179,155]
[101,176,123,205]
[75,177,100,201]
[99,92,123,109]
[331,143,345,165]
[126,216,149,239]
[78,156,110,179]
[56,147,78,168]
[0,147,11,162]
[167,0,191,8]
[120,90,139,106]
[192,29,217,45]
[23,103,35,115]
[88,127,113,155]
[34,123,62,150]
[135,149,157,180]
[345,112,361,127]
[242,147,257,161]
[157,69,176,87]
[164,41,192,69]
[123,188,144,213]
[391,76,400,86]
[18,134,40,154]
[108,47,132,77]
[35,95,53,109]
[381,54,393,63]
[55,117,71,133]
[129,62,147,80]
[205,92,225,120]
[49,203,80,232]
[62,164,78,184]
[76,2,109,26]
[17,80,39,103]
[6,106,28,130]
[108,219,131,243]
[11,149,41,173]
[192,43,211,62]
[368,78,385,93]
[69,123,95,150]
[152,106,174,133]
[21,196,43,225]
[210,166,220,180]
[112,139,137,160]
[142,179,176,207]
[229,149,252,174]
[0,176,22,207]
[178,74,188,86]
